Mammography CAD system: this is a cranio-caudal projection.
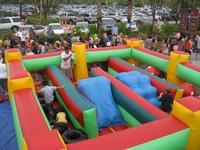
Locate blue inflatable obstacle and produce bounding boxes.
[77,76,124,131]
[0,101,18,150]
[116,71,161,107]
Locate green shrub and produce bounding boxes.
[38,34,47,43]
[161,24,178,37]
[138,24,153,35]
[25,15,41,25]
[80,32,88,41]
[25,15,60,25]
[88,24,97,34]
[53,34,61,41]
[128,31,139,38]
[117,22,127,34]
[71,26,82,35]
[157,32,165,42]
[0,30,13,39]
[45,17,60,24]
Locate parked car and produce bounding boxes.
[79,13,92,22]
[122,19,138,31]
[75,22,89,33]
[49,23,65,35]
[102,17,116,31]
[20,25,46,36]
[0,16,23,31]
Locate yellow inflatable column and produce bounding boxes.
[126,58,140,66]
[5,48,22,63]
[5,48,35,98]
[127,38,142,48]
[126,38,142,66]
[172,96,200,150]
[72,42,88,81]
[167,51,189,85]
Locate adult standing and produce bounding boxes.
[195,35,200,60]
[144,36,152,49]
[111,24,118,36]
[183,37,192,55]
[15,28,26,47]
[60,47,74,80]
[151,38,158,51]
[0,50,7,94]
[47,26,54,44]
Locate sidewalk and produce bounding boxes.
[191,53,200,66]
[191,59,200,66]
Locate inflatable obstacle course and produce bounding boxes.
[4,39,200,150]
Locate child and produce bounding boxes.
[39,83,64,118]
[159,89,173,113]
[54,107,68,134]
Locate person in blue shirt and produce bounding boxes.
[39,83,64,118]
[111,24,118,36]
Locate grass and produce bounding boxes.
[0,29,13,39]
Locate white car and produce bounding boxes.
[20,25,46,36]
[49,23,65,35]
[130,21,138,31]
[123,20,138,31]
[102,18,116,31]
[0,16,23,31]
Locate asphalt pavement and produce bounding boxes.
[191,52,200,66]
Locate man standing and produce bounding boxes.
[195,35,200,60]
[39,83,64,118]
[111,24,118,36]
[60,47,74,80]
[47,26,54,44]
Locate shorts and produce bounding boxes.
[195,48,200,53]
[0,79,7,92]
[45,101,54,116]
[47,38,54,44]
[61,67,73,80]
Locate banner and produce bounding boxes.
[188,9,199,32]
[179,8,188,32]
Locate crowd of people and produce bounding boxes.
[1,25,200,96]
[144,33,200,60]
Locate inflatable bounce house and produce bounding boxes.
[4,38,200,150]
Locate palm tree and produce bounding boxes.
[97,0,102,33]
[151,0,157,27]
[127,0,133,25]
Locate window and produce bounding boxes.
[2,18,11,23]
[51,25,62,30]
[34,25,44,30]
[21,26,33,31]
[12,18,22,23]
[102,19,116,26]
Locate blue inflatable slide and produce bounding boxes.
[77,76,124,131]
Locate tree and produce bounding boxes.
[151,0,157,27]
[127,0,133,25]
[97,0,102,33]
